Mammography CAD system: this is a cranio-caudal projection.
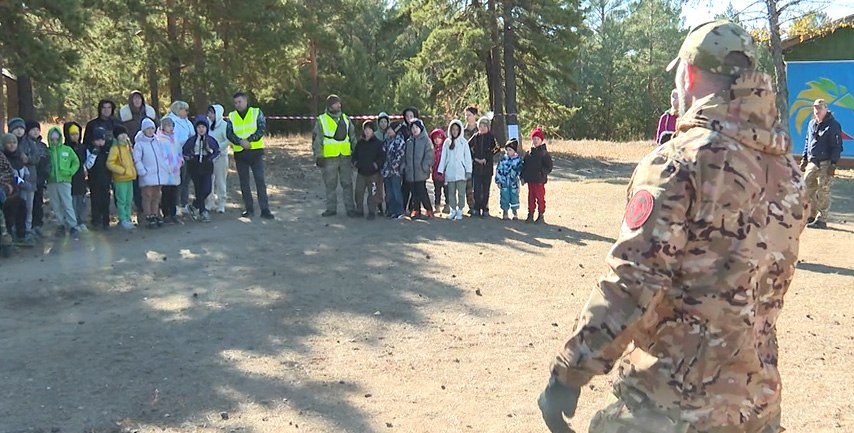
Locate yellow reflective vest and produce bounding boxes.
[318,113,351,158]
[228,107,264,153]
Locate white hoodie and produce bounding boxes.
[438,119,472,182]
[208,104,229,156]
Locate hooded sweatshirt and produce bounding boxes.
[46,127,80,184]
[133,120,171,187]
[207,104,229,156]
[375,112,390,142]
[63,122,87,195]
[156,126,183,186]
[106,137,137,182]
[429,128,448,182]
[437,120,472,183]
[163,111,194,148]
[84,99,119,149]
[553,72,806,431]
[403,121,433,183]
[19,132,49,188]
[3,145,34,192]
[469,126,500,176]
[399,107,420,141]
[182,116,221,170]
[120,91,158,141]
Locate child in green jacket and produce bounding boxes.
[46,127,81,238]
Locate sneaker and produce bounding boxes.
[806,220,827,229]
[69,227,81,240]
[447,211,457,220]
[146,216,157,229]
[120,220,136,231]
[260,210,274,220]
[76,224,89,233]
[184,204,197,219]
[425,210,434,219]
[321,210,337,217]
[396,214,407,220]
[454,211,463,221]
[526,214,535,223]
[502,211,509,220]
[536,213,546,224]
[481,210,489,219]
[367,212,376,221]
[201,210,211,223]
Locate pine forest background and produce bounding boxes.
[0,0,836,142]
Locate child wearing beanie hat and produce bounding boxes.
[495,138,523,220]
[381,121,407,219]
[351,120,385,220]
[20,120,49,238]
[133,117,170,228]
[468,115,500,217]
[45,126,82,238]
[106,125,137,230]
[7,118,26,137]
[85,127,113,230]
[403,118,434,219]
[63,121,88,229]
[521,127,553,224]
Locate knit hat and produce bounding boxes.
[68,124,80,135]
[113,125,128,139]
[362,120,375,131]
[530,127,545,142]
[25,120,40,134]
[1,133,16,145]
[194,115,210,129]
[505,138,519,152]
[326,94,342,109]
[410,118,425,133]
[140,118,156,131]
[6,117,25,132]
[478,116,491,127]
[92,128,106,141]
[429,129,447,142]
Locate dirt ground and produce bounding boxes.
[1,137,851,433]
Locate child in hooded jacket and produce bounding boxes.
[403,118,434,219]
[469,116,500,218]
[133,118,170,228]
[84,128,112,230]
[430,128,450,214]
[205,104,229,214]
[182,116,220,223]
[437,119,472,221]
[106,126,137,230]
[351,121,385,220]
[45,127,81,238]
[381,122,406,219]
[64,122,88,229]
[2,133,33,245]
[157,117,183,224]
[495,138,524,221]
[521,127,553,224]
[20,121,50,237]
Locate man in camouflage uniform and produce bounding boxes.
[538,21,807,433]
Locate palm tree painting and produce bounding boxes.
[790,77,854,140]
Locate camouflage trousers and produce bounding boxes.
[804,161,833,222]
[589,395,782,433]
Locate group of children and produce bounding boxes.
[0,106,226,254]
[351,105,553,223]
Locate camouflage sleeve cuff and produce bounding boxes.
[551,355,595,388]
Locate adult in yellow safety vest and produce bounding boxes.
[312,94,357,217]
[226,92,273,219]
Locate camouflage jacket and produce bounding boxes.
[552,72,807,430]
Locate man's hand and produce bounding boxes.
[829,164,836,177]
[315,157,325,168]
[537,376,581,433]
[240,139,251,150]
[799,159,808,172]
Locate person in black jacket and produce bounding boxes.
[521,128,553,224]
[800,98,843,229]
[64,122,89,230]
[351,121,385,220]
[84,128,112,230]
[469,116,500,218]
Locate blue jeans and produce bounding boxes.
[384,175,403,216]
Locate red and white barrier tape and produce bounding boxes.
[263,113,519,121]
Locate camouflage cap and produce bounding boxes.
[666,20,757,76]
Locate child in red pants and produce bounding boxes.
[521,127,553,224]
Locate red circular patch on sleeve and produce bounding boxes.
[625,190,654,230]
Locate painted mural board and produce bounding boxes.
[787,60,853,159]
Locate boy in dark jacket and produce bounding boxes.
[521,128,553,224]
[469,116,500,218]
[64,122,89,230]
[3,132,35,246]
[85,128,112,230]
[182,116,220,223]
[352,121,385,220]
[21,121,50,237]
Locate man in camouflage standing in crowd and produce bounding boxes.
[537,21,807,433]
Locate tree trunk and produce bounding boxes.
[309,38,320,117]
[0,64,6,130]
[148,53,160,114]
[16,75,35,121]
[166,0,183,102]
[502,0,518,141]
[487,0,507,146]
[192,24,206,113]
[765,0,789,126]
